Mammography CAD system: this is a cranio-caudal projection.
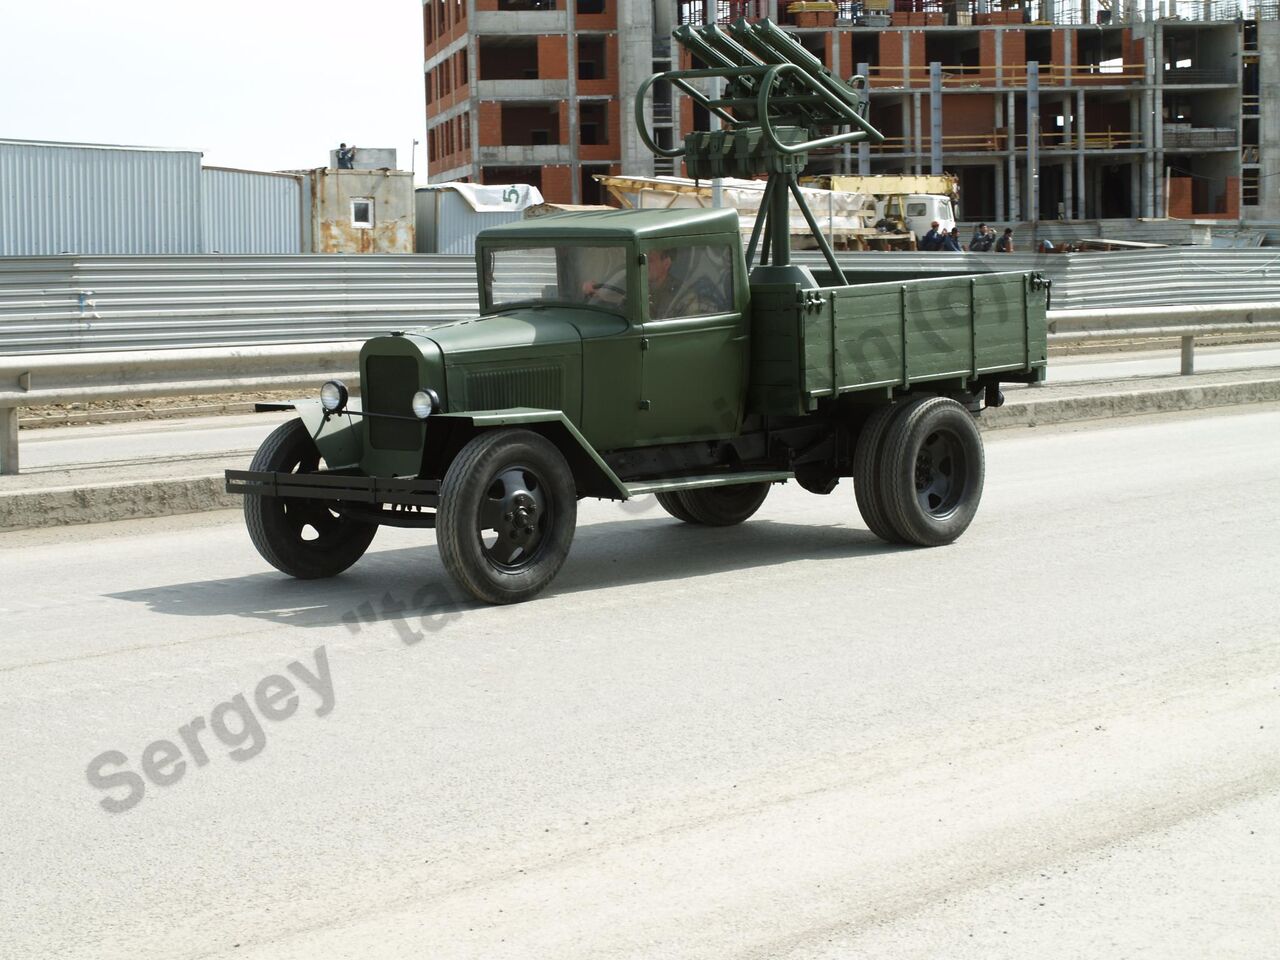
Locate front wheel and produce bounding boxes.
[436,429,578,604]
[244,419,378,579]
[879,397,985,546]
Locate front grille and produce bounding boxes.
[365,354,422,451]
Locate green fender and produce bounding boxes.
[430,408,628,500]
[293,399,364,470]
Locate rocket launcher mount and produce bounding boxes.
[636,17,886,284]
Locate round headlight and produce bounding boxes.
[319,379,349,413]
[411,389,439,420]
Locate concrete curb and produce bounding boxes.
[0,476,239,531]
[983,376,1280,429]
[3,376,1279,532]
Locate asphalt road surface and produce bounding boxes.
[2,406,1277,960]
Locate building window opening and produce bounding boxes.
[580,101,609,145]
[578,36,607,80]
[479,37,539,80]
[577,0,605,12]
[501,104,562,146]
[351,199,374,228]
[1025,30,1052,67]
[580,165,611,204]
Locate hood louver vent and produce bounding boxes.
[462,365,564,412]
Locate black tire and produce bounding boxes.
[654,491,703,524]
[852,403,901,542]
[676,482,770,526]
[879,397,985,546]
[853,396,934,543]
[244,419,378,579]
[436,429,577,604]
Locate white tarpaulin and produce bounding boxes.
[594,175,873,246]
[433,182,544,212]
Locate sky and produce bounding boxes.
[1,0,427,179]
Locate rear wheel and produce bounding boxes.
[654,491,702,524]
[244,419,378,579]
[853,403,902,542]
[879,397,985,546]
[436,429,577,604]
[853,396,934,543]
[676,482,770,526]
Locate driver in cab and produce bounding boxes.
[582,247,717,318]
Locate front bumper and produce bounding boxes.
[225,469,439,508]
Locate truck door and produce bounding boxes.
[636,240,747,445]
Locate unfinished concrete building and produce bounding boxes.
[423,0,1280,223]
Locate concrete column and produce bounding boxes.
[1075,88,1086,219]
[833,34,851,173]
[1063,161,1073,220]
[0,407,16,475]
[857,62,872,175]
[1007,91,1019,221]
[1028,62,1040,232]
[901,97,912,166]
[995,96,1005,221]
[1141,38,1156,218]
[930,62,943,175]
[913,92,923,175]
[994,30,1003,86]
[1153,24,1165,218]
[619,0,656,180]
[567,5,580,203]
[467,0,480,181]
[1258,22,1280,220]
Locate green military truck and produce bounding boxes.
[226,19,1048,604]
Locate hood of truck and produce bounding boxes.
[422,309,593,425]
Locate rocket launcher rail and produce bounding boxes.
[635,17,886,283]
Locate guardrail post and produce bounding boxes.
[0,406,18,475]
[1180,335,1195,376]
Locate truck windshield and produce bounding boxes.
[483,245,629,314]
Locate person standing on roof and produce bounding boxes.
[336,143,356,169]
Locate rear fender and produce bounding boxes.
[425,408,628,500]
[293,399,364,470]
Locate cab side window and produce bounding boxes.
[647,244,735,320]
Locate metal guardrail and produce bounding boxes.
[0,342,361,474]
[4,306,1279,475]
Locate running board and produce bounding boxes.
[624,471,793,497]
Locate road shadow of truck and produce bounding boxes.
[107,514,917,631]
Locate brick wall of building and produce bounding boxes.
[537,35,569,80]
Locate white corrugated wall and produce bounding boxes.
[0,139,203,255]
[415,188,527,255]
[201,168,303,254]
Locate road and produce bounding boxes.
[16,342,1280,472]
[1,406,1278,959]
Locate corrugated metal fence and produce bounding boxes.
[200,168,304,254]
[0,256,479,354]
[0,140,203,256]
[2,249,1279,355]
